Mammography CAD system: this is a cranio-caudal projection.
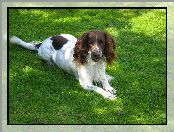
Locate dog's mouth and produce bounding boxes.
[92,57,101,62]
[91,54,102,62]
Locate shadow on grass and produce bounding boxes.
[9,9,150,40]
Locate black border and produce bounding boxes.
[7,6,167,125]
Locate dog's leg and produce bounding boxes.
[82,83,116,100]
[47,59,55,66]
[106,74,113,82]
[77,66,116,100]
[97,63,116,95]
[101,78,116,95]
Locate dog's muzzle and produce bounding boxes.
[91,49,102,62]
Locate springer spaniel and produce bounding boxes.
[10,30,117,100]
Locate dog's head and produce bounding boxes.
[73,30,116,65]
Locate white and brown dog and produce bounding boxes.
[10,30,117,100]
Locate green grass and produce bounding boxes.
[9,9,166,124]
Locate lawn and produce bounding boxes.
[9,8,166,124]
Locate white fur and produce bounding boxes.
[10,36,37,51]
[10,34,116,100]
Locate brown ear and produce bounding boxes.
[104,32,116,64]
[73,32,89,65]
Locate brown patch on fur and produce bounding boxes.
[73,32,89,65]
[51,35,68,50]
[104,32,117,65]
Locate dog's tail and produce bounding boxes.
[10,36,41,51]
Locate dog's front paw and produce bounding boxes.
[105,86,116,95]
[106,75,113,82]
[102,91,116,100]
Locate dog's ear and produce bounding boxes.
[79,32,89,49]
[104,32,117,64]
[73,32,89,65]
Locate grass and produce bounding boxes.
[9,9,166,124]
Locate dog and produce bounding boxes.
[10,30,117,100]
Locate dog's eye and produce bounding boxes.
[99,43,105,49]
[99,40,104,44]
[88,43,93,48]
[88,41,94,45]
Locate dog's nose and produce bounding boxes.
[92,49,101,57]
[93,53,100,59]
[91,49,102,62]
